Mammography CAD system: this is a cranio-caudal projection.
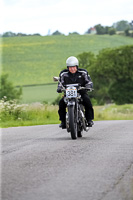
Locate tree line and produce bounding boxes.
[87,20,133,36]
[1,32,41,37]
[1,20,133,37]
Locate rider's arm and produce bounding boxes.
[57,69,67,93]
[79,68,93,88]
[84,73,93,89]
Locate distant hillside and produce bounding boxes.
[2,34,133,86]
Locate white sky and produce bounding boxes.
[1,0,133,35]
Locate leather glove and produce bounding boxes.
[85,84,91,90]
[57,87,62,93]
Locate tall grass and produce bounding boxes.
[94,104,133,121]
[0,99,133,128]
[0,98,59,128]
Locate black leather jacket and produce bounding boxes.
[57,68,93,94]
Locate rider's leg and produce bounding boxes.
[81,93,94,126]
[58,97,67,128]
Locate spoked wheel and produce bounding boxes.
[68,106,77,140]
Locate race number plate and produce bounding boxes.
[66,86,77,98]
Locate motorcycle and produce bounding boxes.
[53,76,92,140]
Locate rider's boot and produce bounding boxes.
[87,120,94,127]
[59,121,66,129]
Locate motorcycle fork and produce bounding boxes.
[75,99,78,124]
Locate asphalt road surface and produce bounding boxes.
[1,120,133,200]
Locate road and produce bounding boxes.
[1,120,133,200]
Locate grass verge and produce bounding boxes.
[0,103,133,128]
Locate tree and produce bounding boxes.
[90,45,133,104]
[2,32,17,37]
[77,52,95,70]
[33,33,41,36]
[108,28,116,35]
[52,30,63,35]
[108,79,133,104]
[0,74,22,101]
[113,20,130,31]
[129,20,133,30]
[94,24,106,34]
[69,32,79,35]
[125,29,130,36]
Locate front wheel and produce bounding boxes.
[68,106,77,140]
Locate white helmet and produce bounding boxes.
[66,56,79,67]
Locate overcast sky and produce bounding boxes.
[1,0,133,35]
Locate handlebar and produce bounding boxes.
[78,87,93,92]
[54,77,94,92]
[60,86,93,92]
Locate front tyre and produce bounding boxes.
[68,106,77,140]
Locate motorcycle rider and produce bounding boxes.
[57,56,94,129]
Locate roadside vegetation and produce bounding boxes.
[0,97,133,128]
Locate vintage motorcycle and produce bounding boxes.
[53,76,93,140]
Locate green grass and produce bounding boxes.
[21,84,59,104]
[1,104,133,128]
[0,103,60,128]
[2,34,133,86]
[94,104,133,120]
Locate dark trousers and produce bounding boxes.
[58,93,94,122]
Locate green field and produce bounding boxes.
[2,34,133,86]
[21,84,59,104]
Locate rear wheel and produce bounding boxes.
[68,106,77,140]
